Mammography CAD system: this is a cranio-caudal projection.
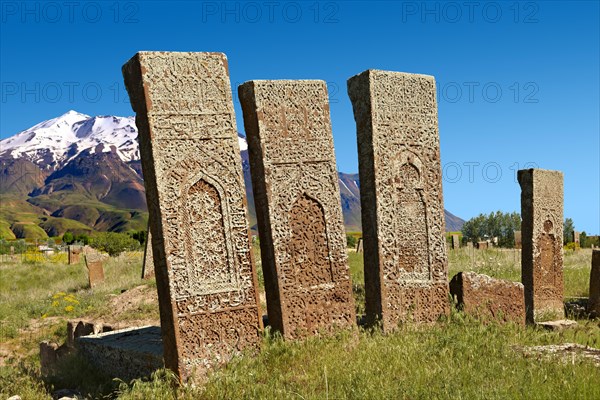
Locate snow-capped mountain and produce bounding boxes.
[0,110,139,170]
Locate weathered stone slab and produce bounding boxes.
[123,52,262,381]
[141,228,154,279]
[356,237,364,253]
[477,241,488,250]
[77,326,163,382]
[239,80,356,339]
[85,255,104,288]
[573,230,580,244]
[451,234,460,249]
[450,271,525,325]
[589,250,600,317]
[514,230,522,249]
[68,245,82,265]
[347,70,449,330]
[518,168,564,323]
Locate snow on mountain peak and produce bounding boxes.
[0,111,138,169]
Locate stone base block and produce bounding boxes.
[77,326,163,381]
[450,271,525,325]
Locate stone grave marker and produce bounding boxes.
[85,255,105,288]
[347,70,449,330]
[68,245,82,265]
[123,51,263,381]
[573,230,580,244]
[588,250,600,317]
[466,242,473,249]
[477,241,488,250]
[142,228,155,279]
[514,230,522,249]
[450,271,525,325]
[451,234,460,249]
[518,168,565,323]
[356,237,364,253]
[239,80,356,339]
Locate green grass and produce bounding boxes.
[1,248,598,399]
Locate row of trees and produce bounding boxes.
[461,211,521,248]
[462,212,597,248]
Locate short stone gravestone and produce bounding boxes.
[9,245,14,255]
[239,80,356,339]
[356,237,364,253]
[588,250,600,317]
[347,69,449,330]
[85,255,104,288]
[141,228,154,279]
[123,51,263,381]
[514,230,522,249]
[68,245,82,265]
[477,241,488,250]
[518,168,565,323]
[451,234,460,249]
[450,271,525,325]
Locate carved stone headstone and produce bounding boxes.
[85,255,104,288]
[141,228,155,279]
[588,250,600,317]
[68,245,82,265]
[123,52,263,381]
[347,70,449,330]
[451,234,460,249]
[518,168,564,323]
[356,238,364,253]
[239,80,356,339]
[573,231,580,244]
[514,230,522,249]
[450,271,525,325]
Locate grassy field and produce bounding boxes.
[1,248,598,399]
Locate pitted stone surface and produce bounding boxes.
[450,271,525,325]
[142,228,155,279]
[123,52,262,381]
[518,169,564,323]
[347,70,449,331]
[85,255,104,288]
[239,80,356,339]
[589,250,600,317]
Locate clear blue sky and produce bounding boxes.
[1,1,598,234]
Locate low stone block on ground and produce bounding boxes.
[450,271,525,325]
[77,326,163,382]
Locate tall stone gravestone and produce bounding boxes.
[347,70,449,331]
[518,169,564,323]
[238,80,356,339]
[141,227,155,279]
[123,52,263,381]
[573,230,580,244]
[588,250,600,317]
